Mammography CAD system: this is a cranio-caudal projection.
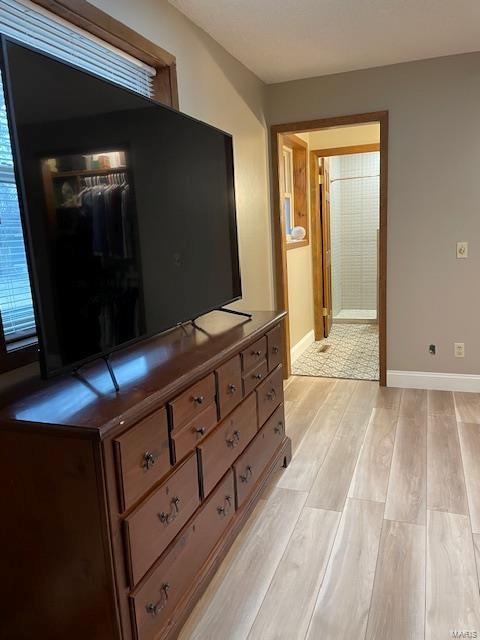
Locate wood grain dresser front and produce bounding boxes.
[0,310,290,640]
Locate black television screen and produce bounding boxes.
[0,37,242,377]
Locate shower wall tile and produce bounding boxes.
[330,152,379,312]
[331,183,342,316]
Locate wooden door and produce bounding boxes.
[320,158,333,336]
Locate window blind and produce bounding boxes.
[0,0,156,344]
[0,0,156,97]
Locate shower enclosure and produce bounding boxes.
[329,151,380,323]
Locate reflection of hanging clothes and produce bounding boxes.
[78,187,107,256]
[77,175,131,258]
[121,184,133,258]
[105,184,126,257]
[53,169,142,360]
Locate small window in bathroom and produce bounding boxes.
[284,195,292,235]
[280,134,308,248]
[282,146,294,238]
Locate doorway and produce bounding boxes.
[271,112,388,385]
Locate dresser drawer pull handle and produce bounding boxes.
[251,349,262,357]
[158,497,180,525]
[143,451,156,470]
[254,373,263,380]
[226,430,240,448]
[228,383,237,394]
[267,388,276,401]
[240,465,253,483]
[217,495,232,517]
[146,583,170,616]
[274,421,283,435]
[272,345,279,354]
[195,426,206,436]
[193,395,204,405]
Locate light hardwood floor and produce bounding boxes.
[179,377,480,639]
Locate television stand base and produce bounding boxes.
[215,307,253,319]
[73,353,120,393]
[102,354,120,393]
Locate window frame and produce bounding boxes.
[0,155,36,347]
[0,318,37,374]
[282,146,294,237]
[281,134,309,250]
[0,0,179,374]
[32,0,179,108]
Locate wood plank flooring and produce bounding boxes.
[179,378,480,640]
[384,415,426,525]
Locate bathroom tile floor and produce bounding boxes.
[292,323,379,381]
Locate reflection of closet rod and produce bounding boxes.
[330,174,380,183]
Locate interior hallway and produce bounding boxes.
[179,376,480,639]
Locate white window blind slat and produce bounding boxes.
[0,0,157,343]
[0,0,156,96]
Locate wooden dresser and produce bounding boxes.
[0,310,290,640]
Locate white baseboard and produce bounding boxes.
[291,329,315,364]
[387,370,480,392]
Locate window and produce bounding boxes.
[282,147,294,237]
[280,134,309,248]
[0,74,35,347]
[0,0,157,97]
[0,0,175,371]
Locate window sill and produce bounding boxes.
[6,335,38,354]
[286,239,309,250]
[1,340,38,375]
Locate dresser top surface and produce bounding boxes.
[0,310,285,436]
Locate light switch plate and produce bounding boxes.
[457,241,468,258]
[454,342,465,358]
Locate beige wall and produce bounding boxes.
[308,123,380,149]
[268,53,480,374]
[287,243,314,347]
[91,0,273,312]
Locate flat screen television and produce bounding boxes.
[0,37,242,378]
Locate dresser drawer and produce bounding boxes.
[113,407,170,512]
[234,404,285,508]
[256,365,283,427]
[171,403,218,464]
[198,392,257,497]
[168,374,216,431]
[241,336,267,373]
[130,470,235,640]
[242,359,268,396]
[216,355,243,418]
[124,454,200,586]
[267,324,282,371]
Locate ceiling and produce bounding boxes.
[169,0,480,83]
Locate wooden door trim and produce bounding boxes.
[311,142,380,158]
[309,150,323,343]
[319,157,333,337]
[271,111,388,386]
[271,131,291,375]
[282,134,308,150]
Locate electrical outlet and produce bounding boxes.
[429,344,436,355]
[457,241,468,258]
[454,342,465,358]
